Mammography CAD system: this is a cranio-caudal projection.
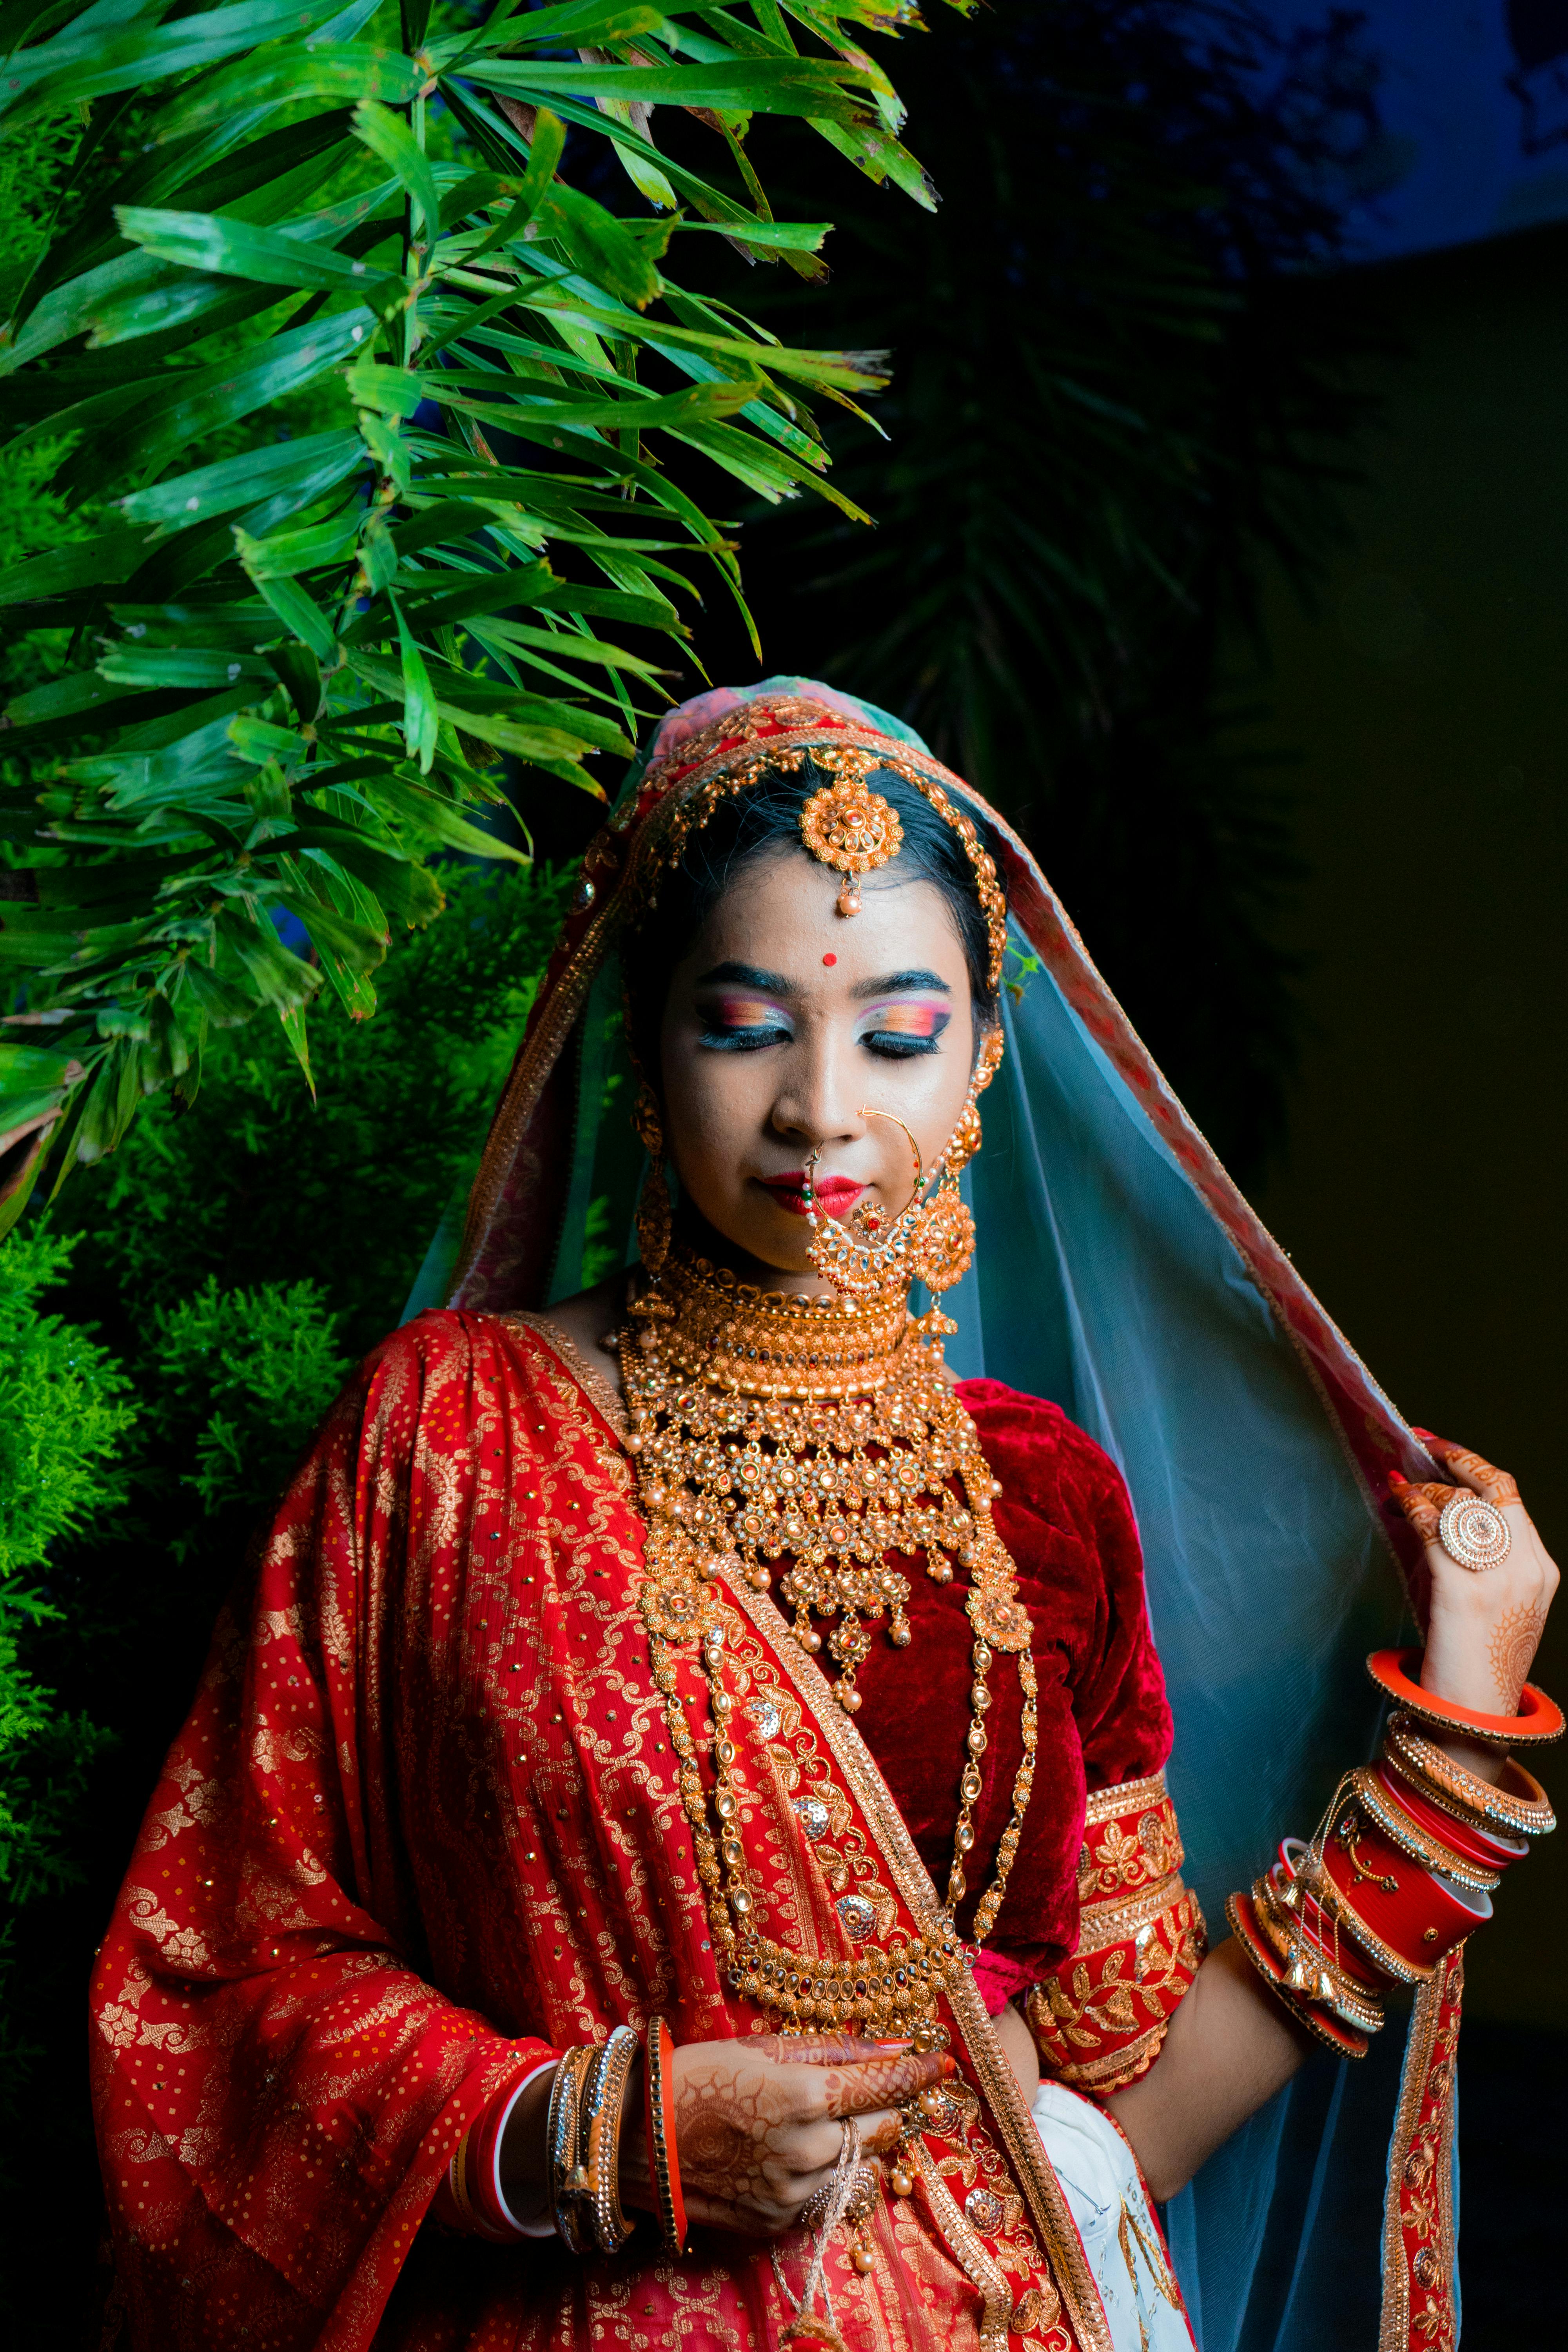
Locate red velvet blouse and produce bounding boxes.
[852,1377,1175,2013]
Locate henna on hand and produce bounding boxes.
[815,2046,953,2120]
[1489,1600,1548,1711]
[671,2045,839,2234]
[1392,1435,1559,1766]
[748,2033,906,2067]
[1421,1437,1522,1510]
[667,2036,952,2237]
[1391,1479,1449,1546]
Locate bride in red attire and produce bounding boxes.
[90,686,1559,2352]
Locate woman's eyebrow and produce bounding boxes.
[694,960,795,994]
[851,969,951,1000]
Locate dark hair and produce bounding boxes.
[621,759,1003,1078]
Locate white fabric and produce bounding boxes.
[1031,2079,1196,2352]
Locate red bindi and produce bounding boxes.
[822,953,837,966]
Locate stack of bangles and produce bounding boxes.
[434,2016,687,2253]
[1228,1651,1561,2056]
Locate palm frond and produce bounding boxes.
[0,0,935,1233]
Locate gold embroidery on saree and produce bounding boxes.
[729,1581,1112,2352]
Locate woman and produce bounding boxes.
[90,684,1559,2352]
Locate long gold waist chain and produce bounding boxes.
[619,1256,1038,2034]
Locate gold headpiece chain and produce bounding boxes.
[633,742,1009,993]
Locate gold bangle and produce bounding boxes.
[546,2046,594,2254]
[579,2025,639,2255]
[447,2124,483,2233]
[1252,1875,1387,2035]
[1225,1892,1372,2060]
[1384,1713,1557,1840]
[1347,1766,1501,1894]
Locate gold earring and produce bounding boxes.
[909,1174,976,1336]
[633,1083,673,1285]
[944,1027,1005,1170]
[910,1036,1000,1335]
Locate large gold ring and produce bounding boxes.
[805,1112,923,1243]
[1437,1494,1512,1573]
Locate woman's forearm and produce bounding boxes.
[1102,1938,1311,2202]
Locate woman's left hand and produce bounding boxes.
[1390,1436,1559,1748]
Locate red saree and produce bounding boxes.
[92,1308,1181,2352]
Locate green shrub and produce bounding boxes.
[147,1276,350,1532]
[0,1229,132,2094]
[0,854,567,2254]
[60,856,572,1356]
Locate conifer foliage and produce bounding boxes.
[0,0,929,1234]
[0,1228,130,2098]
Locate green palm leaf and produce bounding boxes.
[0,0,933,1234]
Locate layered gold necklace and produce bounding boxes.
[621,1246,1038,2037]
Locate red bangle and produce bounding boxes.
[1367,1650,1564,1747]
[1320,1790,1490,1976]
[434,2072,541,2241]
[1287,1887,1385,1996]
[643,2016,686,2255]
[1379,1764,1526,1873]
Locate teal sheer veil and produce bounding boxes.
[406,680,1448,2349]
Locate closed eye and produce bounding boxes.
[697,991,795,1051]
[859,1000,950,1058]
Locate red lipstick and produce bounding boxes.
[757,1171,866,1219]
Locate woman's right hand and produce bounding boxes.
[628,2031,954,2238]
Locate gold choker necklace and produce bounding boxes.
[621,1248,1037,2030]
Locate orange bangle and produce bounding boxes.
[643,2016,686,2255]
[1366,1650,1564,1748]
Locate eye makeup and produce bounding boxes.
[860,1000,947,1038]
[693,986,951,1054]
[858,998,950,1055]
[697,992,794,1049]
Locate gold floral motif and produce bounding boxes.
[910,1181,978,1298]
[1010,2282,1063,2335]
[726,1616,902,1952]
[1076,1777,1184,1904]
[1379,1947,1462,2352]
[641,1573,719,1644]
[1027,1883,1206,2094]
[969,1587,1031,1655]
